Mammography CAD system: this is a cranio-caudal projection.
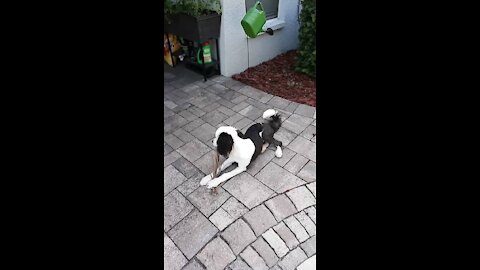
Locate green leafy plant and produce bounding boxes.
[165,0,221,18]
[296,0,316,77]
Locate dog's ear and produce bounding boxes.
[217,132,234,157]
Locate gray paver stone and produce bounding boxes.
[222,197,249,219]
[176,139,211,163]
[164,165,187,195]
[304,206,316,224]
[283,102,300,113]
[295,211,316,236]
[283,216,309,243]
[287,136,316,162]
[165,143,173,156]
[239,105,263,120]
[172,157,202,179]
[164,100,178,109]
[188,186,230,217]
[164,190,194,231]
[277,247,308,270]
[243,205,277,236]
[265,194,297,222]
[168,210,218,259]
[209,208,235,231]
[177,172,204,196]
[267,96,291,109]
[281,114,313,135]
[262,228,289,258]
[178,109,198,122]
[247,149,275,176]
[258,93,273,104]
[271,148,296,167]
[217,106,236,116]
[273,127,297,147]
[297,255,316,270]
[299,125,316,140]
[283,154,309,175]
[202,110,229,126]
[210,83,228,92]
[193,150,218,174]
[182,259,205,270]
[222,219,257,255]
[286,186,315,211]
[255,163,305,193]
[190,122,216,144]
[187,106,207,117]
[223,172,274,209]
[164,114,189,134]
[164,234,188,270]
[183,118,206,132]
[228,258,252,270]
[231,101,250,112]
[164,151,181,167]
[297,161,316,183]
[224,113,244,125]
[173,128,196,143]
[273,222,300,250]
[294,104,316,118]
[251,237,279,267]
[240,246,269,270]
[197,237,236,270]
[231,94,248,103]
[300,235,316,257]
[238,86,267,100]
[306,182,316,198]
[235,117,254,131]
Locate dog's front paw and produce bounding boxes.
[275,146,283,158]
[207,179,220,189]
[200,174,213,186]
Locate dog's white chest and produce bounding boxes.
[230,138,255,162]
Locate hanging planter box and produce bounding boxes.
[164,13,221,43]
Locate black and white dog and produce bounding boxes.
[200,109,283,189]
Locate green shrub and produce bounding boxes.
[296,0,316,77]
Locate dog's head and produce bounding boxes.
[212,126,242,157]
[263,109,282,132]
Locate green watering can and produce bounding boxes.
[241,1,274,38]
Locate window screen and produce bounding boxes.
[245,0,279,20]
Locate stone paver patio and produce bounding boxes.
[164,73,316,270]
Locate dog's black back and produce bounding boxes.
[243,123,264,163]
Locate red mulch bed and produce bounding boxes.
[232,50,316,107]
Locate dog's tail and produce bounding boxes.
[263,109,280,121]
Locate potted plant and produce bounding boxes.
[164,0,222,42]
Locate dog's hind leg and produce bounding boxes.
[261,143,270,153]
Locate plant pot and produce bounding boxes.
[164,13,221,42]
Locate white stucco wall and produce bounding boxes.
[219,0,300,77]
